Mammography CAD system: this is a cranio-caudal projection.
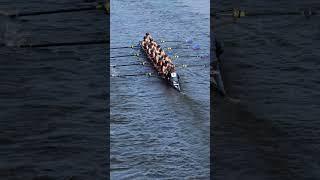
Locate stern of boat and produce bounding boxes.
[169,72,181,91]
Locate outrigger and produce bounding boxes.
[139,39,181,92]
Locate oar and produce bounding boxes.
[111,62,209,68]
[165,45,201,51]
[111,53,208,59]
[109,45,198,51]
[109,45,185,50]
[177,64,209,68]
[159,38,193,44]
[0,2,109,18]
[112,72,154,78]
[172,55,209,59]
[16,40,108,48]
[110,53,140,59]
[109,45,139,50]
[212,8,318,18]
[111,62,149,67]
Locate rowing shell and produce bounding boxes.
[139,41,181,92]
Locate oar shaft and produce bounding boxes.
[165,47,189,50]
[109,45,138,49]
[178,64,208,67]
[111,63,141,67]
[110,54,139,58]
[161,40,183,43]
[173,55,207,58]
[111,62,149,67]
[112,73,154,77]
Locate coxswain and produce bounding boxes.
[168,63,176,73]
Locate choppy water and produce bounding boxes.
[0,1,107,179]
[110,0,210,179]
[212,0,320,179]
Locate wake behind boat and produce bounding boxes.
[140,34,181,92]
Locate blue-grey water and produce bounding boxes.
[212,0,320,179]
[110,0,210,179]
[0,1,107,179]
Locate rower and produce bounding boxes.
[159,48,166,57]
[162,61,168,75]
[156,58,163,72]
[163,54,172,64]
[149,35,154,44]
[150,49,156,60]
[147,44,153,54]
[156,60,161,71]
[150,42,157,52]
[155,52,162,64]
[155,45,161,54]
[144,32,152,41]
[142,37,148,48]
[149,38,157,47]
[144,42,148,49]
[168,63,176,74]
[156,44,161,50]
[152,41,158,47]
[159,58,164,68]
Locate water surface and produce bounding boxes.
[0,1,107,179]
[111,0,210,179]
[212,0,320,179]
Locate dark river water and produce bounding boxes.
[110,0,210,179]
[212,0,320,179]
[0,1,107,179]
